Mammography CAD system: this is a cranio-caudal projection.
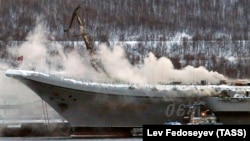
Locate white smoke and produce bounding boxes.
[2,21,227,85]
[0,20,230,127]
[96,44,226,85]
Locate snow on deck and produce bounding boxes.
[5,69,250,92]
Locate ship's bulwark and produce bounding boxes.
[5,70,209,127]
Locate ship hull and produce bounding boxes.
[17,78,198,127]
[6,70,203,127]
[8,70,250,126]
[205,97,250,124]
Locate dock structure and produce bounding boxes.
[0,100,141,137]
[0,99,71,137]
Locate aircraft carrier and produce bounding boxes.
[5,69,250,128]
[2,6,250,138]
[4,69,214,127]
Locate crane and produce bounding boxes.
[64,5,110,77]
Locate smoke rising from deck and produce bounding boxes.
[2,22,227,85]
[96,44,226,85]
[0,21,227,129]
[0,14,231,136]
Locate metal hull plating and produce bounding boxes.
[15,78,199,127]
[5,70,205,127]
[205,97,250,124]
[206,97,250,112]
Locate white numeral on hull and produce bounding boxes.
[165,102,191,117]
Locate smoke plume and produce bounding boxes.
[0,20,230,129]
[96,44,226,85]
[1,22,227,85]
